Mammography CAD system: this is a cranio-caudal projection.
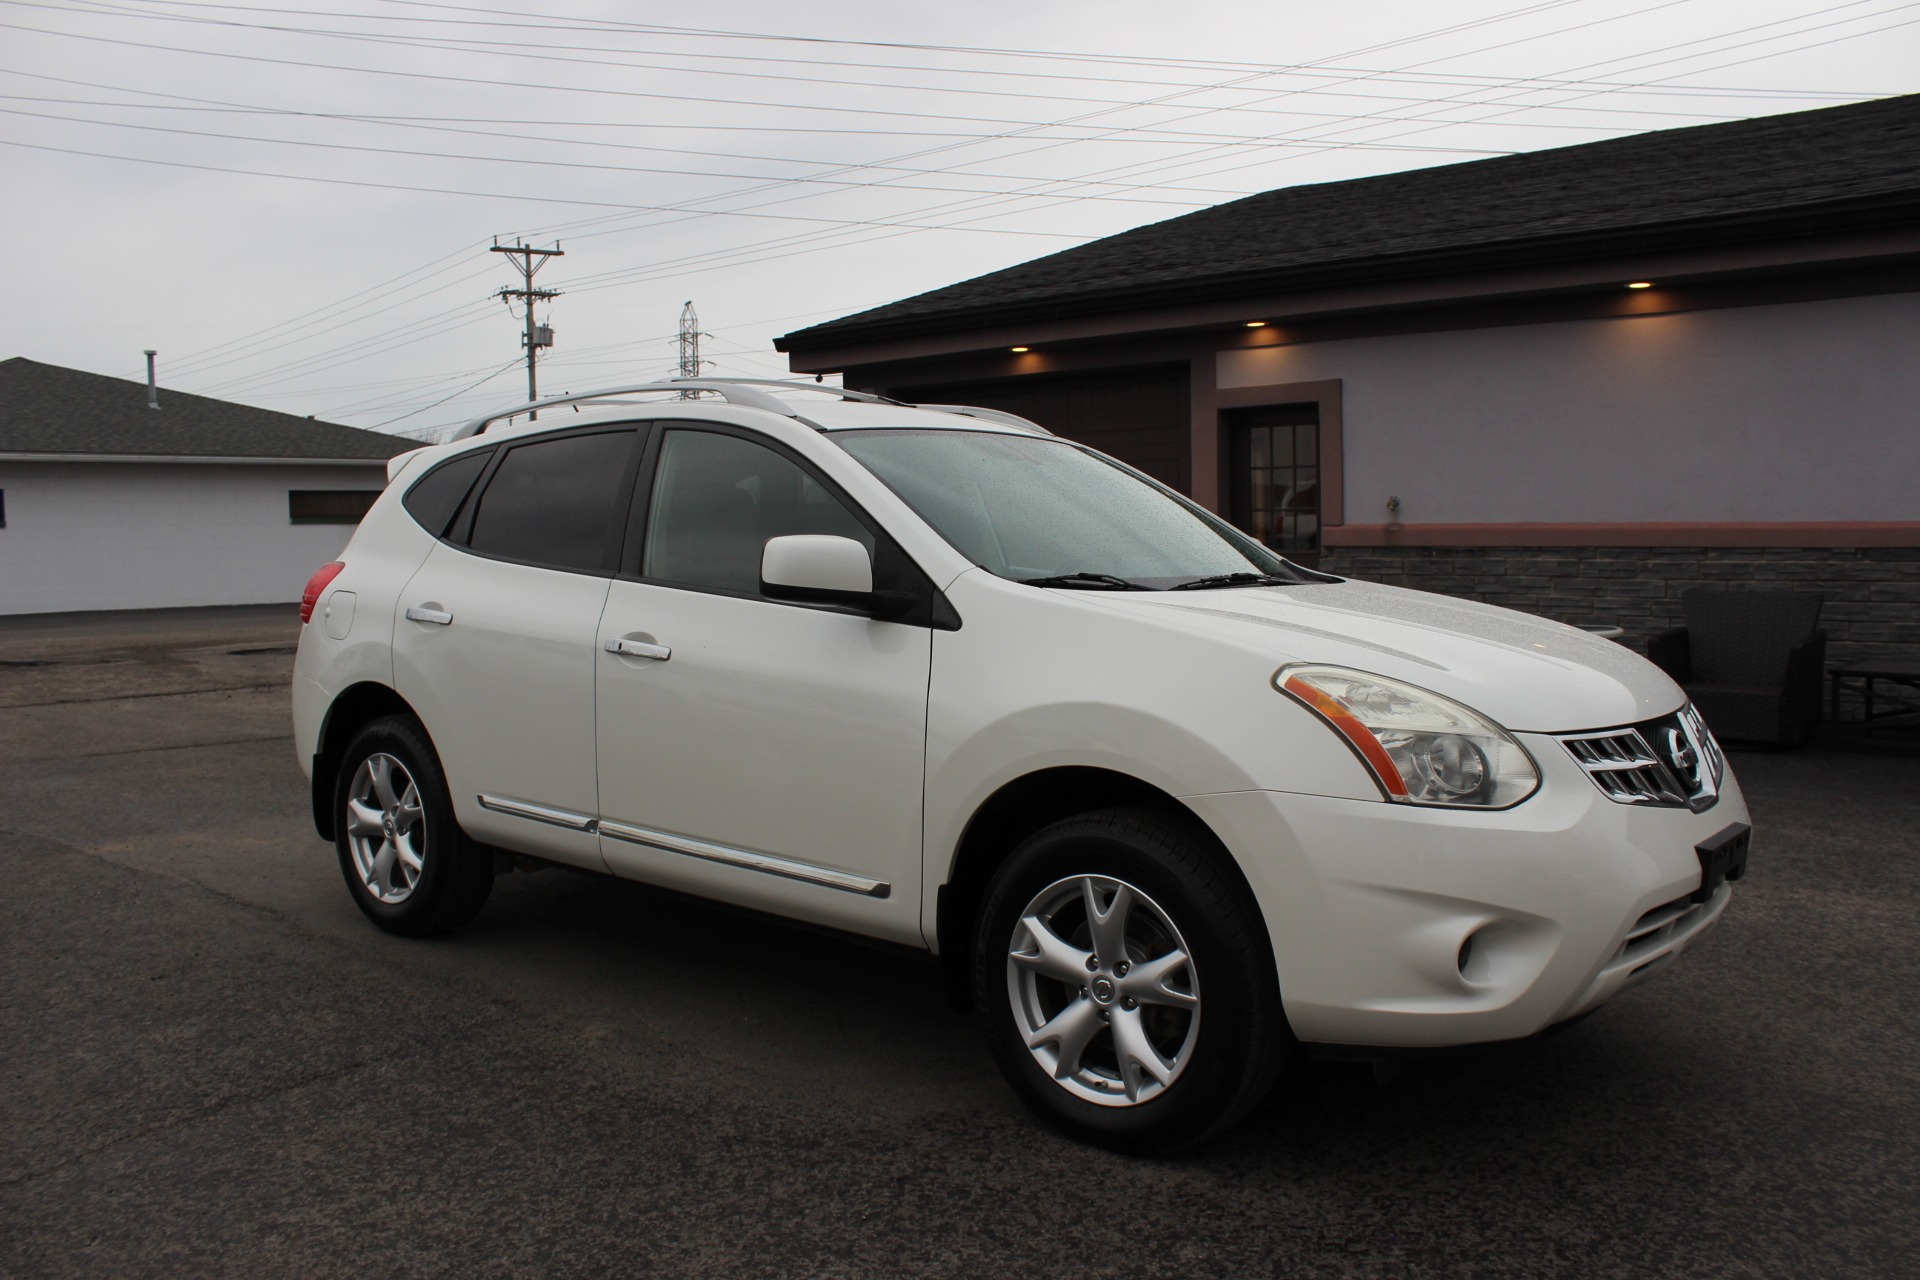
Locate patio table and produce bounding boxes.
[1829,658,1920,735]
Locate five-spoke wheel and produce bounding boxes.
[977,808,1287,1154]
[344,752,427,904]
[334,715,493,936]
[1007,874,1200,1105]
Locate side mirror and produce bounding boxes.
[760,534,874,607]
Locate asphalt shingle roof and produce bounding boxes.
[779,93,1920,351]
[0,358,411,461]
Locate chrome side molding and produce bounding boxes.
[598,819,890,899]
[476,796,888,898]
[476,794,596,831]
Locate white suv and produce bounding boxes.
[293,379,1750,1152]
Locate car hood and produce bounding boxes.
[1084,578,1683,733]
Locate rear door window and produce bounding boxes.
[466,429,640,574]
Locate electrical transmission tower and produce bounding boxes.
[677,301,708,398]
[491,240,563,418]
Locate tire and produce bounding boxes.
[333,714,492,937]
[973,807,1287,1154]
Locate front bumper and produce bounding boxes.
[1183,732,1749,1047]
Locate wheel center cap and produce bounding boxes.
[383,814,396,837]
[1090,976,1116,1005]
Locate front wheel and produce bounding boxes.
[333,715,492,937]
[974,808,1288,1154]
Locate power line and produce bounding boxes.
[23,0,1842,127]
[0,106,1248,206]
[374,358,521,429]
[26,0,1900,427]
[51,0,1888,99]
[303,1,1681,426]
[0,138,1094,238]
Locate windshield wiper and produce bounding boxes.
[1168,571,1296,591]
[1018,572,1150,591]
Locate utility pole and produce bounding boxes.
[491,240,562,418]
[676,301,707,398]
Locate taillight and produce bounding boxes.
[301,561,346,624]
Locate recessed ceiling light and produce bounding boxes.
[1626,281,1654,289]
[1009,346,1029,353]
[1245,320,1268,328]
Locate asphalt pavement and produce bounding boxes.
[2,606,1916,1279]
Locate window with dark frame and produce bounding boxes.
[465,430,637,574]
[643,428,873,596]
[1226,404,1320,562]
[288,490,380,525]
[401,449,490,539]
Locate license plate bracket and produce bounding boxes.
[1693,822,1751,904]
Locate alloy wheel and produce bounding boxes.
[345,752,427,904]
[1005,874,1201,1106]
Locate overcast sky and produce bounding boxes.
[4,0,1916,440]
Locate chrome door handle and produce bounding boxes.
[604,637,671,661]
[405,606,453,625]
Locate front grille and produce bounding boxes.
[1559,704,1723,811]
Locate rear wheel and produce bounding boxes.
[334,715,491,937]
[974,808,1287,1154]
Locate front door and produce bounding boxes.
[393,425,643,870]
[594,424,931,944]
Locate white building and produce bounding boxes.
[0,358,409,615]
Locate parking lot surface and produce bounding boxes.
[2,606,1916,1279]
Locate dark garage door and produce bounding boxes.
[885,366,1191,495]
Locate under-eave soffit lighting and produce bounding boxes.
[1626,281,1655,289]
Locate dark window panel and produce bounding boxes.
[289,490,380,525]
[402,449,490,539]
[1226,404,1321,559]
[467,430,636,574]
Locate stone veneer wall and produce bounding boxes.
[1318,545,1920,723]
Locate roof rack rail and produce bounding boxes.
[911,404,1052,436]
[448,378,1054,440]
[657,377,907,406]
[451,377,912,440]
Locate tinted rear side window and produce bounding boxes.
[402,449,490,538]
[468,430,637,574]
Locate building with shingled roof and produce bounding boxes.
[776,93,1920,673]
[0,357,412,614]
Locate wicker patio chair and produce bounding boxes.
[1647,589,1826,746]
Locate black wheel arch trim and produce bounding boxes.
[934,765,1264,1012]
[311,681,430,841]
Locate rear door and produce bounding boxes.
[394,424,645,870]
[593,423,932,945]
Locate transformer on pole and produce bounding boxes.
[491,240,563,418]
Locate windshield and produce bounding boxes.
[835,429,1311,589]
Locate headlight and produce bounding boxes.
[1275,665,1539,809]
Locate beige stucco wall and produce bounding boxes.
[1217,290,1920,526]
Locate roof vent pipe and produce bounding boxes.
[143,349,160,410]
